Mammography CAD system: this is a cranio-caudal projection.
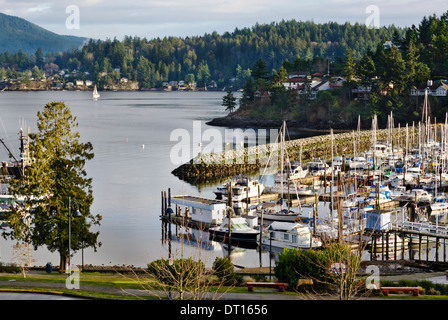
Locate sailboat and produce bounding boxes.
[93,85,100,100]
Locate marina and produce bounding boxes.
[163,110,448,269]
[2,91,448,271]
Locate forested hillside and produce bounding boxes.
[0,18,402,89]
[0,13,86,55]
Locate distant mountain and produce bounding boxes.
[0,12,87,54]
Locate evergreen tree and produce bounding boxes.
[6,102,102,271]
[222,90,237,113]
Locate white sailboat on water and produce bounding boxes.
[93,85,100,100]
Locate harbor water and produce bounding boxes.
[0,90,311,269]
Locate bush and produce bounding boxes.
[212,257,237,284]
[274,248,328,287]
[147,258,205,287]
[0,262,20,273]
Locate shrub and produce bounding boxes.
[147,258,205,287]
[274,248,328,287]
[0,262,20,273]
[212,257,237,284]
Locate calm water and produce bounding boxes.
[0,90,281,268]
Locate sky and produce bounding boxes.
[1,0,447,40]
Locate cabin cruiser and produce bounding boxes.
[305,158,332,176]
[390,186,409,199]
[349,156,369,170]
[256,202,300,223]
[214,176,264,202]
[407,189,432,202]
[209,216,259,244]
[262,221,322,251]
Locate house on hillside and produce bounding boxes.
[410,80,448,97]
[297,79,330,100]
[352,86,372,101]
[283,77,306,90]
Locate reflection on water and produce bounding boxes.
[0,91,283,268]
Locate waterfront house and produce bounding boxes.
[171,195,227,226]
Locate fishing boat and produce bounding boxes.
[209,216,259,245]
[93,85,100,100]
[262,221,322,251]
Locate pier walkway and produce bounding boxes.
[391,221,448,237]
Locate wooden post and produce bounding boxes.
[419,234,422,261]
[227,183,233,259]
[259,185,263,251]
[385,231,390,261]
[394,231,397,260]
[436,237,440,262]
[161,191,165,216]
[444,238,446,262]
[314,192,318,235]
[338,197,343,243]
[246,176,249,215]
[426,235,430,262]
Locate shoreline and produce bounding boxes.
[206,115,351,133]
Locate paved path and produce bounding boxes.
[0,280,313,300]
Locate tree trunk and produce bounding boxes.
[59,255,68,273]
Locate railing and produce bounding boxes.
[391,221,448,237]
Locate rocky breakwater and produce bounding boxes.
[171,127,412,185]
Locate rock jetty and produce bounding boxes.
[171,127,415,185]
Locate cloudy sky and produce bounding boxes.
[1,0,447,40]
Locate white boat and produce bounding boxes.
[231,177,264,202]
[365,192,392,206]
[390,186,409,199]
[275,161,308,182]
[213,183,229,199]
[209,217,259,245]
[214,176,264,201]
[305,158,332,176]
[430,202,448,220]
[93,85,100,100]
[407,189,432,202]
[349,156,369,170]
[262,221,322,251]
[430,195,448,220]
[257,203,300,223]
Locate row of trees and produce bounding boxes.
[231,12,448,129]
[1,20,403,89]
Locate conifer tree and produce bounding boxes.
[6,102,102,271]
